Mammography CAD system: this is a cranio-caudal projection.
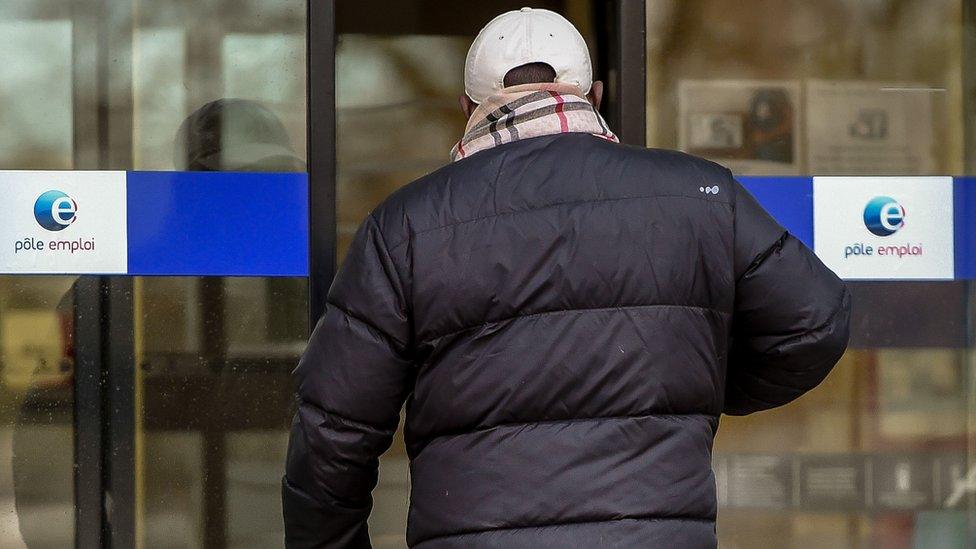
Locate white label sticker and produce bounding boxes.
[813,176,954,280]
[0,171,127,274]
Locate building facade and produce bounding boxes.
[0,1,974,547]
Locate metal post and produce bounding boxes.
[73,277,105,549]
[307,0,338,329]
[71,276,136,549]
[615,0,646,146]
[594,0,647,147]
[104,277,136,549]
[71,0,137,546]
[101,0,136,544]
[964,0,975,175]
[71,1,104,544]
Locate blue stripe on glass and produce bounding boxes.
[117,172,969,279]
[954,177,975,280]
[126,171,308,276]
[737,176,815,249]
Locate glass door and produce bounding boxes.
[644,1,976,546]
[329,1,645,545]
[1,2,85,547]
[1,1,309,548]
[132,2,307,546]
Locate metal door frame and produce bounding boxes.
[306,0,647,325]
[71,1,136,546]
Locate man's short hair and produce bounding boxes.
[503,62,557,87]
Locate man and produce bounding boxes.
[283,8,850,548]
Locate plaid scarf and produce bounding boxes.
[451,82,618,162]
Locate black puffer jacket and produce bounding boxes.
[283,133,851,548]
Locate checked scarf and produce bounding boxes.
[451,82,618,162]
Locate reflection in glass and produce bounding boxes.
[0,18,72,170]
[131,1,307,547]
[140,95,306,546]
[649,1,974,546]
[1,277,76,548]
[0,5,78,549]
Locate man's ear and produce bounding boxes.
[459,94,478,119]
[587,80,604,111]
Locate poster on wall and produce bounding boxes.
[806,79,936,175]
[678,79,801,175]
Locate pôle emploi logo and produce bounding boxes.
[844,196,922,260]
[863,195,904,236]
[14,190,95,254]
[34,190,77,230]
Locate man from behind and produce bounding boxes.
[283,8,851,548]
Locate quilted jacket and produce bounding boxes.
[283,133,852,548]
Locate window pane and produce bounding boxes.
[648,1,975,546]
[0,18,72,170]
[0,276,76,548]
[0,3,77,547]
[131,1,307,546]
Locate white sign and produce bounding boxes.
[0,171,127,274]
[678,79,801,175]
[806,80,936,175]
[813,176,954,280]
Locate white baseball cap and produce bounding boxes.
[464,7,593,104]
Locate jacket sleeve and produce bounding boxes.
[724,177,852,415]
[283,214,413,548]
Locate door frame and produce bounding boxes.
[305,0,647,326]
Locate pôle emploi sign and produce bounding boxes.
[0,171,972,279]
[740,176,974,280]
[0,170,308,276]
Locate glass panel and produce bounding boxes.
[647,1,975,546]
[137,277,307,548]
[647,0,965,176]
[0,17,72,170]
[0,277,76,548]
[3,0,306,546]
[0,2,77,547]
[131,1,307,547]
[133,27,187,170]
